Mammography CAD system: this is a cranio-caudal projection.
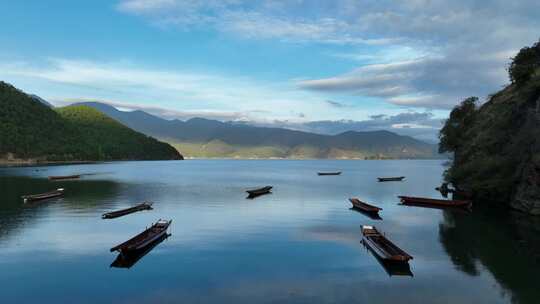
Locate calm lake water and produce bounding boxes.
[1,160,539,304]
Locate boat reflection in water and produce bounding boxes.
[349,207,382,220]
[360,225,413,277]
[110,233,170,269]
[361,240,413,277]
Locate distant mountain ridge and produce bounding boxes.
[77,102,440,159]
[0,82,182,163]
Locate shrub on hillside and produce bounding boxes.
[508,39,540,85]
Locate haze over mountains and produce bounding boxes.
[77,102,440,159]
[246,114,443,143]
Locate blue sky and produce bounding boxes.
[1,0,539,141]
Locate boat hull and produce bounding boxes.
[102,202,153,219]
[362,238,410,262]
[318,172,341,176]
[246,186,272,198]
[111,220,172,253]
[22,189,64,202]
[362,241,414,276]
[111,234,170,268]
[378,176,405,182]
[48,175,80,180]
[398,196,472,209]
[349,198,382,214]
[361,226,412,262]
[131,230,168,251]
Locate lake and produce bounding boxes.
[1,160,539,304]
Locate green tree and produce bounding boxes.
[439,96,478,154]
[508,39,540,85]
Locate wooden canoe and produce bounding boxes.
[372,252,414,277]
[246,186,272,197]
[361,225,413,262]
[110,233,170,268]
[22,188,64,203]
[48,175,80,180]
[398,196,472,209]
[317,171,342,176]
[377,176,405,182]
[102,202,153,219]
[111,219,172,253]
[349,198,382,214]
[362,239,414,276]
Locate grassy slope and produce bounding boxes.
[171,140,415,159]
[166,126,438,159]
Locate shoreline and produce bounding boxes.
[0,159,101,168]
[1,157,446,167]
[182,157,444,160]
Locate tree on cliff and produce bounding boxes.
[439,96,478,157]
[508,39,540,85]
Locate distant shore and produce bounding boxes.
[0,157,188,168]
[0,158,100,167]
[0,157,444,167]
[182,156,443,160]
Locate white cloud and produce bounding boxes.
[118,0,176,12]
[298,52,510,109]
[116,0,394,45]
[116,0,540,108]
[248,111,444,142]
[0,58,355,122]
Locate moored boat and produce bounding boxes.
[246,186,272,198]
[349,198,382,214]
[317,171,342,176]
[361,225,413,262]
[102,202,154,219]
[110,233,170,268]
[368,249,414,277]
[398,196,472,209]
[22,188,65,203]
[377,176,405,182]
[110,219,172,254]
[48,175,81,180]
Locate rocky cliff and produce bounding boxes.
[439,40,540,215]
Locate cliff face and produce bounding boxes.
[440,40,540,215]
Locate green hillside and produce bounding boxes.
[172,139,426,159]
[0,81,182,162]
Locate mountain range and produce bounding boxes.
[77,102,440,159]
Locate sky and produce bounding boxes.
[1,0,539,142]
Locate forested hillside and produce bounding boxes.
[439,40,540,214]
[0,82,182,162]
